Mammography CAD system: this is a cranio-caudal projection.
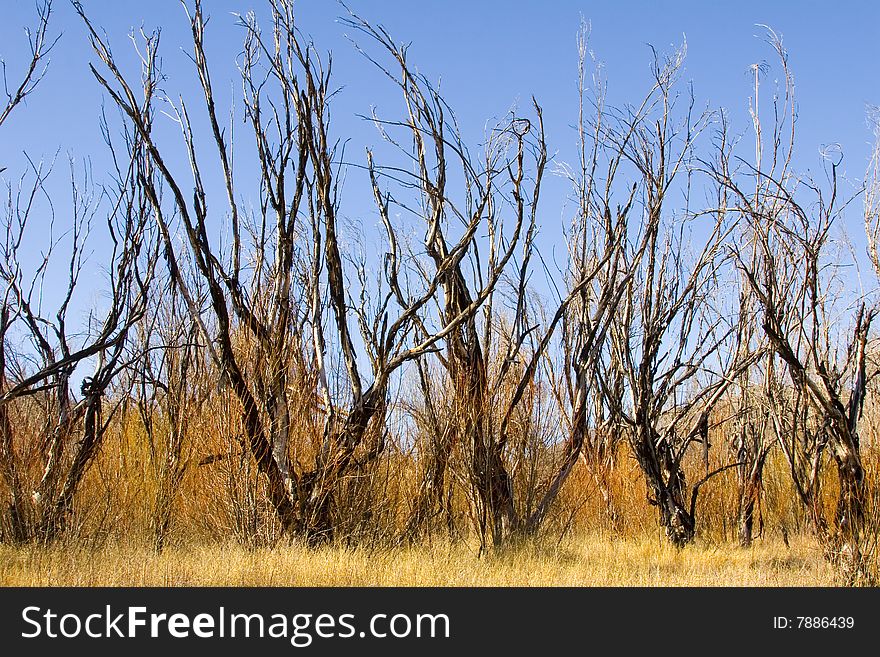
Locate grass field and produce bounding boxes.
[0,533,836,587]
[0,425,864,587]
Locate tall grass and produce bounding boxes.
[3,352,880,586]
[42,390,880,546]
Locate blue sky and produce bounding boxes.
[2,1,876,165]
[1,0,878,312]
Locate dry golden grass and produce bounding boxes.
[0,533,835,587]
[5,382,880,587]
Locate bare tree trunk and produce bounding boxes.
[736,453,766,548]
[634,425,695,547]
[37,392,101,541]
[832,445,866,549]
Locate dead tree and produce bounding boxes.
[596,45,748,548]
[712,31,876,577]
[728,177,874,570]
[0,1,158,543]
[81,0,509,546]
[343,14,544,549]
[351,15,661,550]
[0,0,54,543]
[0,108,156,543]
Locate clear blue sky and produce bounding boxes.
[3,1,876,163]
[1,0,878,309]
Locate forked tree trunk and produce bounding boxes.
[294,395,388,546]
[472,427,516,548]
[36,393,104,542]
[656,486,695,548]
[451,338,517,549]
[300,475,336,546]
[634,427,695,548]
[831,445,866,561]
